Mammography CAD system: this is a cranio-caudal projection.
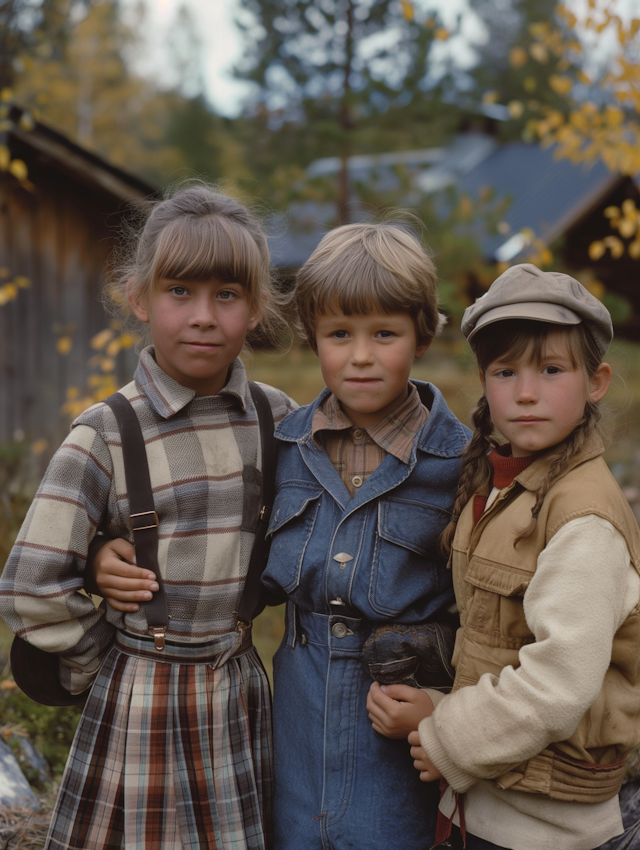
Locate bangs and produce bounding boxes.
[474,320,589,373]
[150,214,264,293]
[312,252,414,318]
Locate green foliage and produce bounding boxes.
[0,690,83,777]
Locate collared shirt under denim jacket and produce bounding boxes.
[262,381,470,850]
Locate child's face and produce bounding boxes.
[129,277,259,396]
[480,328,611,457]
[314,307,429,428]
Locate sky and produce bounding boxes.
[123,0,482,117]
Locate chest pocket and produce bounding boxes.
[463,557,535,649]
[264,482,323,593]
[369,498,450,617]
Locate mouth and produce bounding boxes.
[345,377,381,384]
[183,341,222,350]
[511,417,546,424]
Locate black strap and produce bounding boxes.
[237,382,277,624]
[104,393,169,628]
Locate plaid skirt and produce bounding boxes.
[45,631,273,850]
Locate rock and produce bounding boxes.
[0,738,40,810]
[8,735,50,786]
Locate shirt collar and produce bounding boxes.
[311,382,427,464]
[134,346,249,419]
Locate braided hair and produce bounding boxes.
[439,319,605,558]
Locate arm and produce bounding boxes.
[418,516,639,792]
[0,425,117,693]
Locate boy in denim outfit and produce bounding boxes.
[262,223,469,849]
[87,223,469,848]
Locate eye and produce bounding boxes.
[496,369,515,378]
[331,330,349,339]
[218,289,239,301]
[543,365,562,375]
[169,285,188,296]
[376,330,396,339]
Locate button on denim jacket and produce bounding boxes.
[262,381,471,624]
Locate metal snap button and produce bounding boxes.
[353,429,364,440]
[351,475,363,488]
[332,622,348,639]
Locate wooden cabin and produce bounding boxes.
[0,107,155,459]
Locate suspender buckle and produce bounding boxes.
[235,617,251,642]
[130,511,159,531]
[149,627,166,651]
[259,505,270,522]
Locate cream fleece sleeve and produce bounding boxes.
[418,515,639,793]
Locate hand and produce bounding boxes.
[408,730,443,782]
[94,539,158,612]
[366,681,434,739]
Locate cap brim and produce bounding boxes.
[468,302,582,341]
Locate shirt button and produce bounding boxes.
[353,429,364,440]
[352,475,363,488]
[332,622,348,638]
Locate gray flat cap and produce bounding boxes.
[461,264,613,356]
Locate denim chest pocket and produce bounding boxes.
[265,483,323,593]
[369,498,450,616]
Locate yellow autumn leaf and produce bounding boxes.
[66,386,80,400]
[618,218,637,239]
[0,88,13,102]
[621,199,636,217]
[604,206,620,218]
[106,338,121,357]
[0,290,9,306]
[529,43,548,63]
[118,332,139,349]
[589,240,606,261]
[0,267,9,279]
[604,236,624,259]
[91,328,114,349]
[577,71,591,85]
[1,283,17,301]
[524,76,537,92]
[508,100,524,118]
[509,47,528,68]
[8,159,28,181]
[31,439,48,455]
[629,241,640,260]
[434,27,450,40]
[458,195,473,218]
[14,276,29,288]
[400,0,414,22]
[100,357,115,372]
[56,336,73,355]
[0,146,9,171]
[549,75,573,96]
[482,90,498,104]
[586,279,605,299]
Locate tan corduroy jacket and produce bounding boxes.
[450,434,640,802]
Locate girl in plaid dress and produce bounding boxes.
[0,185,294,850]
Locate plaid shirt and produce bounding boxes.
[0,347,295,692]
[311,382,429,497]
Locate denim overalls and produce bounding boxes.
[262,381,470,850]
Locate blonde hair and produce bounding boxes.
[292,222,445,349]
[439,320,605,557]
[108,183,287,346]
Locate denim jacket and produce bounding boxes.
[262,381,471,624]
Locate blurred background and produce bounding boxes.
[1,0,640,810]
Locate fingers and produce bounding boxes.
[103,595,142,613]
[101,538,136,563]
[408,730,421,746]
[380,683,419,702]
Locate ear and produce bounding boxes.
[127,280,150,324]
[415,339,432,359]
[589,362,612,403]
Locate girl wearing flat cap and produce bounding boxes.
[380,264,640,849]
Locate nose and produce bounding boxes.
[515,373,538,403]
[189,294,218,329]
[350,335,374,366]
